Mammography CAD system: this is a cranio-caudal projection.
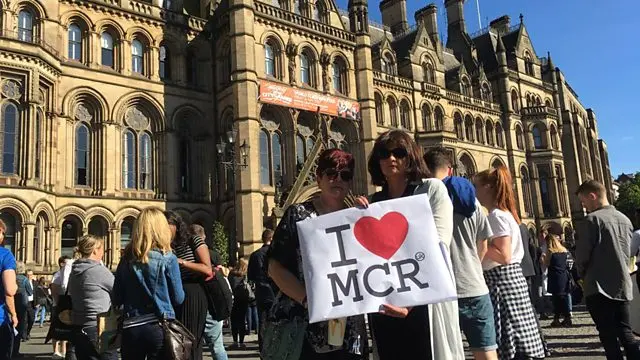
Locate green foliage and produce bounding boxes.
[615,173,640,222]
[212,221,229,266]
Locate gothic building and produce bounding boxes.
[0,0,613,272]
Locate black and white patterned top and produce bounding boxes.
[267,201,367,356]
[172,235,206,283]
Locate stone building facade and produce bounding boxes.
[0,0,613,272]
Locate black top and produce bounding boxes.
[172,235,206,283]
[519,223,536,278]
[547,252,571,295]
[267,201,368,356]
[369,184,432,360]
[248,244,277,309]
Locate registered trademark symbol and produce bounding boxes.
[415,252,425,261]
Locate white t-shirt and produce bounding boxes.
[51,260,74,292]
[482,209,524,271]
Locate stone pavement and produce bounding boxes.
[17,307,607,359]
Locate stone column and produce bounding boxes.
[150,46,160,81]
[89,31,99,67]
[24,222,35,266]
[47,227,58,271]
[121,39,131,75]
[549,170,562,217]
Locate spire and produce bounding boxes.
[547,51,555,70]
[519,13,524,24]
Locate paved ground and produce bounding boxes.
[17,306,607,359]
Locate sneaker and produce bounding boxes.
[561,318,573,327]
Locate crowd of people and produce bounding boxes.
[0,128,638,360]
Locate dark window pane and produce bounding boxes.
[259,131,270,185]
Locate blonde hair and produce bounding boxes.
[231,258,248,277]
[75,235,104,259]
[546,234,567,254]
[128,207,172,263]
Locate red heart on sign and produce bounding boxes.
[353,212,409,260]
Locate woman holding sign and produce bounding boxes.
[365,130,464,360]
[264,149,368,360]
[474,167,546,360]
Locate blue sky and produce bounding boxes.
[335,0,637,177]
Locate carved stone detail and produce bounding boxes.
[320,46,331,93]
[297,124,313,137]
[261,119,279,132]
[1,80,22,99]
[125,107,150,131]
[329,131,345,143]
[75,104,93,122]
[286,37,298,85]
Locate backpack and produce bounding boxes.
[233,278,255,303]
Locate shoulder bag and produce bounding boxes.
[160,316,196,360]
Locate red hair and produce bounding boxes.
[316,148,354,178]
[475,166,520,224]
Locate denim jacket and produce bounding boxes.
[112,249,185,319]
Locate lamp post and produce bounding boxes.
[216,128,248,265]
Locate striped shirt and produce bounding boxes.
[172,235,206,283]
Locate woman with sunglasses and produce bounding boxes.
[362,130,464,360]
[264,148,367,360]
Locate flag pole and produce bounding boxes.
[475,0,482,30]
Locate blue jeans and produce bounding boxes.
[121,322,164,360]
[34,305,46,326]
[203,313,228,360]
[246,305,259,333]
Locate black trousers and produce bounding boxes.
[0,322,13,360]
[71,326,118,360]
[121,323,164,360]
[25,304,34,337]
[552,295,570,318]
[586,293,640,360]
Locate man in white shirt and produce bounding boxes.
[50,256,73,359]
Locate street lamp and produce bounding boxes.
[216,129,248,265]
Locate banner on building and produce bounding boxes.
[258,80,360,120]
[296,194,457,324]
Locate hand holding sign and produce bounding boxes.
[297,194,457,324]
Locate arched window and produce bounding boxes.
[481,83,491,101]
[550,126,559,150]
[259,130,270,185]
[140,133,152,189]
[515,125,524,150]
[88,216,108,237]
[272,132,283,187]
[387,97,398,127]
[0,213,16,252]
[179,135,190,192]
[101,32,114,68]
[464,116,474,142]
[461,77,472,97]
[421,104,432,131]
[496,124,504,148]
[475,118,484,143]
[520,167,534,217]
[300,51,313,86]
[538,166,553,216]
[454,114,463,139]
[33,213,46,263]
[296,134,305,171]
[382,53,395,75]
[511,89,519,112]
[556,165,568,216]
[75,123,90,185]
[18,10,34,42]
[1,103,19,174]
[122,130,136,188]
[61,216,81,257]
[458,154,475,179]
[332,57,347,95]
[187,48,198,85]
[35,112,42,179]
[434,107,444,130]
[524,53,534,76]
[423,62,435,83]
[375,93,384,125]
[485,121,494,146]
[313,0,326,22]
[159,45,170,80]
[545,99,553,108]
[532,125,544,149]
[120,217,135,250]
[399,101,411,130]
[265,43,275,77]
[131,39,144,74]
[68,24,82,61]
[526,94,532,107]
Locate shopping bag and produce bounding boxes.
[97,307,122,353]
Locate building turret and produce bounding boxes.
[348,0,369,34]
[415,4,439,46]
[380,0,409,36]
[445,0,466,33]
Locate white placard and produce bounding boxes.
[297,193,457,324]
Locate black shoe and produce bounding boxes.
[561,318,573,327]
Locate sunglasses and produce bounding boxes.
[323,168,354,181]
[377,147,408,160]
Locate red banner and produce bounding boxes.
[259,80,360,120]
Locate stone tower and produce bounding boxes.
[380,0,409,36]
